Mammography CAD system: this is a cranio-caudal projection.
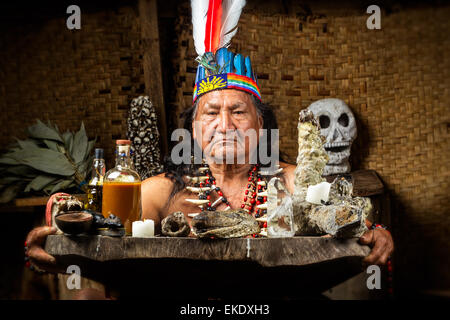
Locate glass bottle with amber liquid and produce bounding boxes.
[85,148,105,212]
[102,140,141,235]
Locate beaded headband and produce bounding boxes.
[193,71,261,103]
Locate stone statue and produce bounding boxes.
[307,98,357,176]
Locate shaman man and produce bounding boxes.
[25,0,393,299]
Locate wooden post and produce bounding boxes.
[139,0,168,157]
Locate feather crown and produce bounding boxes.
[191,0,261,103]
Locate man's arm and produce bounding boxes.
[141,173,174,230]
[280,162,393,265]
[359,223,394,266]
[279,162,296,194]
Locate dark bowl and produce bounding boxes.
[55,211,93,235]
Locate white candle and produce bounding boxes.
[306,182,331,205]
[132,219,155,238]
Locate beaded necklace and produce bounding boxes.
[185,160,276,237]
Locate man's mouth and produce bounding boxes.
[210,138,237,146]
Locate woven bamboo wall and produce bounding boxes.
[0,6,144,167]
[170,3,450,293]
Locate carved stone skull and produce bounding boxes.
[307,98,357,176]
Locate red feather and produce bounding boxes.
[204,0,223,53]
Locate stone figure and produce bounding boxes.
[307,98,357,176]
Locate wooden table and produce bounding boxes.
[0,170,385,299]
[45,235,370,299]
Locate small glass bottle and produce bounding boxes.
[85,148,106,212]
[102,140,141,235]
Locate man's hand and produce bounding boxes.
[25,226,61,273]
[359,228,394,266]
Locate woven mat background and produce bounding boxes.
[0,6,144,168]
[169,3,450,292]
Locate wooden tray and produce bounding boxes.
[45,235,370,299]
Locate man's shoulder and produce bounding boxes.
[279,161,295,174]
[279,161,296,193]
[141,173,175,220]
[142,173,175,194]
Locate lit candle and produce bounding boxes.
[306,182,331,205]
[132,219,155,237]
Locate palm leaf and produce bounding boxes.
[9,149,75,176]
[43,139,60,152]
[16,139,40,150]
[62,131,74,154]
[85,139,96,162]
[0,155,19,165]
[0,120,94,199]
[77,158,91,178]
[27,120,63,142]
[49,179,75,194]
[24,175,60,192]
[4,165,37,178]
[72,122,88,164]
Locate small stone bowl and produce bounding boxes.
[55,211,93,235]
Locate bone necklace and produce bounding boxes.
[185,162,274,236]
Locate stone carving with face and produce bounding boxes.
[307,98,357,176]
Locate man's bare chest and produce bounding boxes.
[163,183,248,219]
[159,169,291,222]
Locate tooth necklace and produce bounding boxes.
[185,160,284,237]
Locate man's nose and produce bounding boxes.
[217,111,235,133]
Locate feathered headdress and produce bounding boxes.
[191,0,261,103]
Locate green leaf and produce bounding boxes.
[9,149,75,176]
[4,165,37,177]
[77,159,91,179]
[49,179,74,194]
[0,155,19,165]
[62,131,73,153]
[43,181,61,194]
[67,182,76,189]
[48,121,60,135]
[72,122,88,164]
[27,120,63,142]
[16,139,40,150]
[24,175,60,192]
[43,139,60,152]
[68,138,74,155]
[0,176,22,187]
[85,139,96,161]
[0,184,21,203]
[62,131,71,141]
[0,120,95,199]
